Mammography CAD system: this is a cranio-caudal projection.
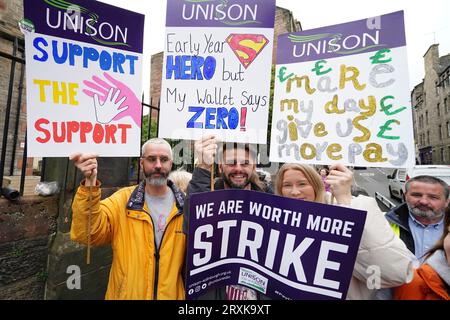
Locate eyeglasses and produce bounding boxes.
[222,160,253,168]
[141,155,170,164]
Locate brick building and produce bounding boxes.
[412,44,450,164]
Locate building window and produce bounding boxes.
[425,111,428,125]
[437,103,440,117]
[439,125,443,139]
[427,131,430,145]
[441,148,445,163]
[445,98,448,113]
[447,96,450,113]
[448,122,450,138]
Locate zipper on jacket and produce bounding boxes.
[145,212,160,300]
[145,208,183,300]
[153,249,160,300]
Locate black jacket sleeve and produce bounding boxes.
[183,167,212,235]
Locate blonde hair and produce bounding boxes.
[168,169,192,194]
[275,163,325,203]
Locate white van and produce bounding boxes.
[387,165,450,201]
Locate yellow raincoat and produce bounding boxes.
[71,180,186,300]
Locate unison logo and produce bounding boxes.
[238,267,268,294]
[289,30,383,57]
[44,0,130,48]
[182,0,261,26]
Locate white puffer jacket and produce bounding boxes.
[327,195,416,300]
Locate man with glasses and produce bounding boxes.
[184,135,272,300]
[70,138,186,300]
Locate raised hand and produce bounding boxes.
[83,72,142,126]
[93,88,128,124]
[194,135,217,170]
[326,163,353,205]
[69,153,98,186]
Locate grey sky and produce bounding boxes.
[100,0,450,102]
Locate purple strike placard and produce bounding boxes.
[23,0,144,53]
[186,190,367,300]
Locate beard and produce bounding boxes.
[221,172,251,189]
[408,204,444,221]
[143,167,168,186]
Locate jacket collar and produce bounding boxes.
[126,179,184,212]
[386,203,410,231]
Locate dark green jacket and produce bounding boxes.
[385,203,415,254]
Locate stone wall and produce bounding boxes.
[0,0,24,37]
[150,52,163,110]
[272,7,301,64]
[0,196,57,299]
[43,157,130,300]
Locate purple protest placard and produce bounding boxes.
[23,0,144,157]
[270,11,415,168]
[186,190,366,300]
[159,0,276,144]
[166,0,275,28]
[277,11,406,64]
[23,0,144,53]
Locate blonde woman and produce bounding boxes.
[275,163,416,299]
[168,169,192,195]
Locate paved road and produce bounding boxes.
[352,167,402,210]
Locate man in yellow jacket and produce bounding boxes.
[70,138,186,300]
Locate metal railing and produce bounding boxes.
[0,31,26,195]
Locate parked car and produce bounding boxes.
[387,165,450,202]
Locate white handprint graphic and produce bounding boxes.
[83,72,142,126]
[93,88,129,124]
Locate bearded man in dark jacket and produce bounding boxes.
[183,135,272,300]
